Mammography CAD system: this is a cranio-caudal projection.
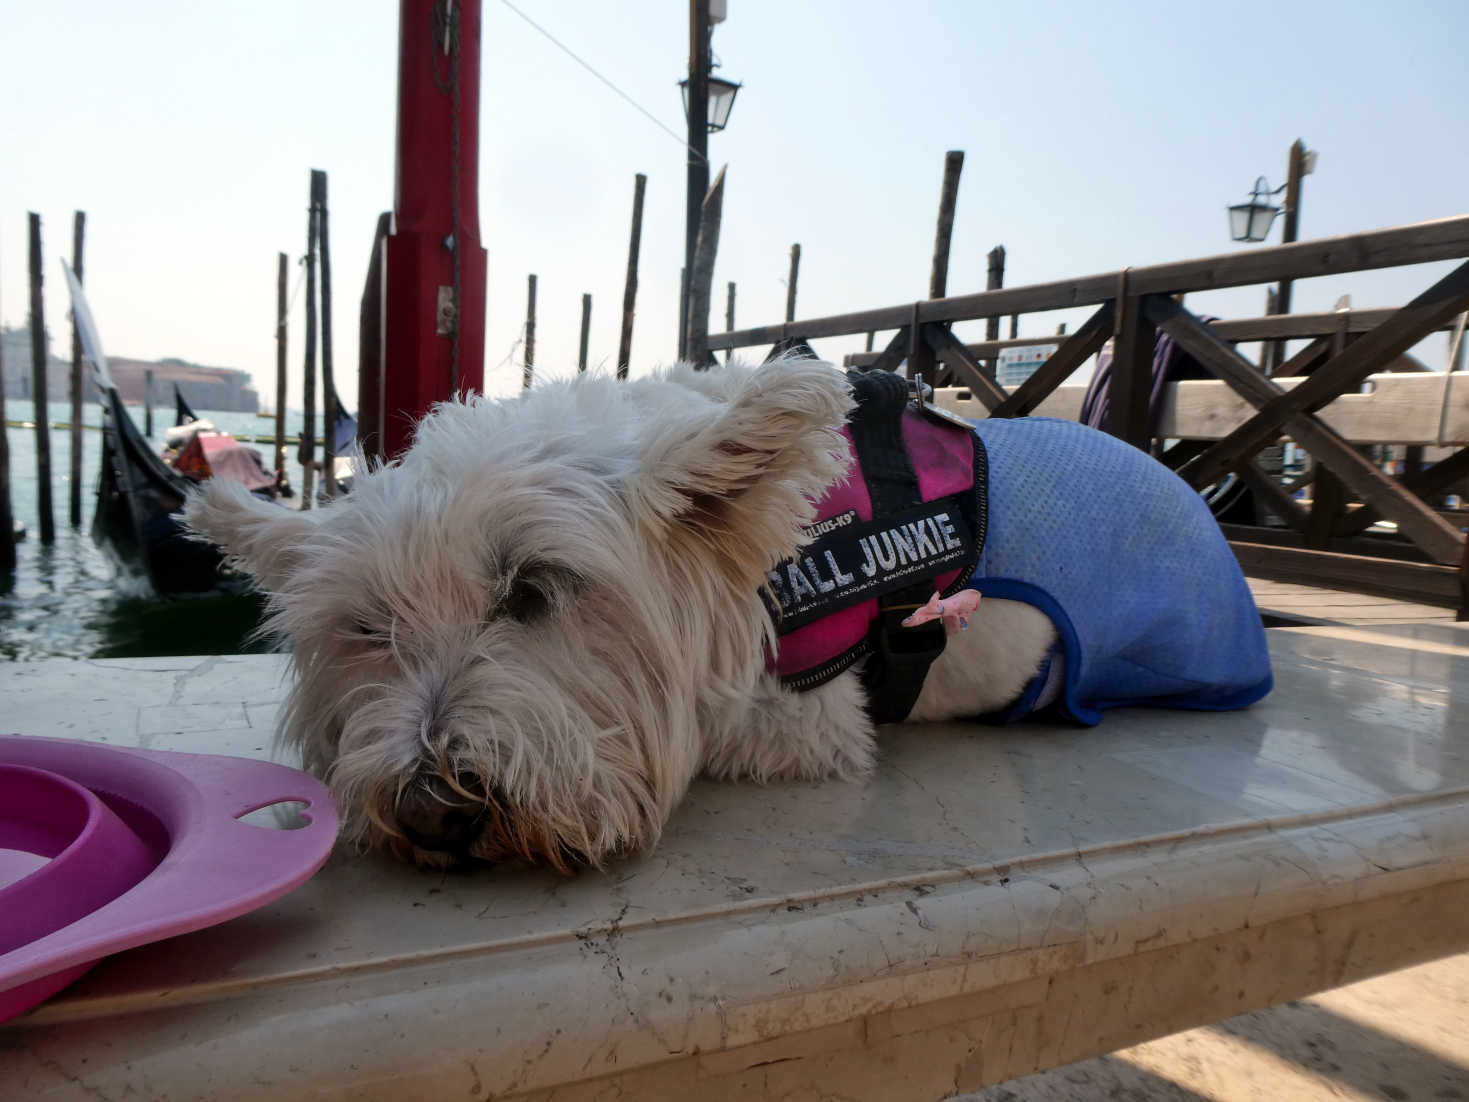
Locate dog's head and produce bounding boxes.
[185,359,853,869]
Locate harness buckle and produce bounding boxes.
[874,605,947,667]
[861,602,948,725]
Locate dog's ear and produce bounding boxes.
[182,479,323,591]
[636,359,854,585]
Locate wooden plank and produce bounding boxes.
[921,323,1007,410]
[1187,258,1469,483]
[842,312,1450,369]
[1220,524,1433,563]
[707,214,1469,352]
[1149,297,1466,564]
[1245,577,1457,626]
[1213,308,1456,341]
[1106,292,1156,449]
[1229,542,1462,607]
[1337,446,1469,536]
[934,371,1469,445]
[990,303,1113,418]
[1271,335,1331,379]
[906,303,936,384]
[1232,461,1308,531]
[1305,466,1347,550]
[853,328,910,375]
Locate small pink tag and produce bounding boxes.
[901,589,981,635]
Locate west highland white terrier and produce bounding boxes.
[184,359,1271,869]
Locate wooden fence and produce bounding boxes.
[706,216,1469,618]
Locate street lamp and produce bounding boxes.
[680,73,741,132]
[1228,176,1286,243]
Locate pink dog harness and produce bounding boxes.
[765,372,987,721]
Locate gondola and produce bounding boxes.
[174,383,200,427]
[63,264,278,595]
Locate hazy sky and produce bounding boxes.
[3,1,1467,410]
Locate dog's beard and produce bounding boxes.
[274,582,719,871]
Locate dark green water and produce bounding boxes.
[2,402,296,661]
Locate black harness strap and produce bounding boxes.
[844,371,948,724]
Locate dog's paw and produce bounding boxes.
[704,672,875,783]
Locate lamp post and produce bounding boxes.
[678,0,739,360]
[1227,177,1285,243]
[1228,139,1317,372]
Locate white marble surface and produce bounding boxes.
[3,623,1469,1100]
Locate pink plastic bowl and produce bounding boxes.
[0,764,161,1014]
[0,736,338,1023]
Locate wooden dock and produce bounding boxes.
[1248,576,1460,626]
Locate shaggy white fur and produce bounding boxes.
[184,359,1055,869]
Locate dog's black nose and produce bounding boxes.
[395,773,487,854]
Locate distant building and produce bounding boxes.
[1,325,258,412]
[1,324,70,403]
[108,358,259,413]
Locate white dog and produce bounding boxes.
[185,359,1270,869]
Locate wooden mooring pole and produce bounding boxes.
[144,371,153,439]
[274,252,288,489]
[681,0,711,364]
[929,151,964,300]
[785,243,801,323]
[1266,138,1309,372]
[314,170,337,499]
[985,245,1006,377]
[523,274,537,390]
[686,165,726,369]
[926,150,964,384]
[300,178,319,509]
[678,268,689,361]
[578,293,592,373]
[69,212,86,528]
[725,280,735,364]
[617,173,646,380]
[28,213,55,546]
[0,263,14,576]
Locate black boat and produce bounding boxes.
[174,383,200,427]
[91,380,245,594]
[63,263,270,594]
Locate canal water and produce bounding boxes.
[1,402,305,661]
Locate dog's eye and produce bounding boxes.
[350,618,387,646]
[500,563,580,623]
[503,576,549,622]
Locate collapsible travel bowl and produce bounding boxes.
[0,735,338,1022]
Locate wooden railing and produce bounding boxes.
[707,216,1469,618]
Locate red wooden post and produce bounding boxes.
[381,0,487,460]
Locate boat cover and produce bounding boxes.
[173,433,275,493]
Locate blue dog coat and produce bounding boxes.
[965,416,1272,724]
[769,406,1273,725]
